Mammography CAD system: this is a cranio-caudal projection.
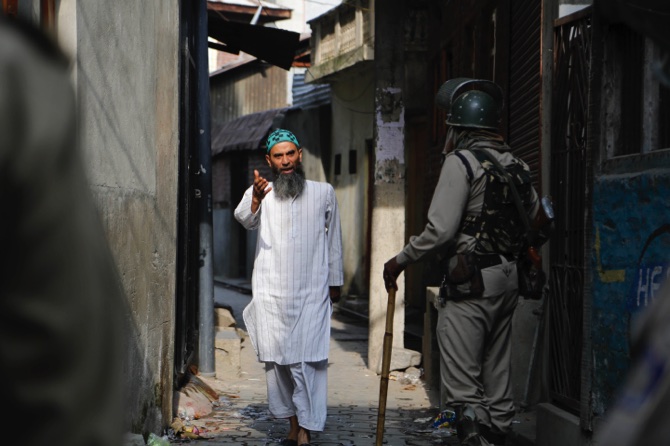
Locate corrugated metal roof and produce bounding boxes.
[211,107,289,155]
[292,72,331,109]
[209,53,258,77]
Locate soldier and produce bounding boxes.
[383,79,541,446]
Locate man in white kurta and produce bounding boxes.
[234,129,343,446]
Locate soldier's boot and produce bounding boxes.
[455,406,490,446]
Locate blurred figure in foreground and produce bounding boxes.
[0,17,125,446]
[594,280,670,445]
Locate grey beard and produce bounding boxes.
[273,164,306,200]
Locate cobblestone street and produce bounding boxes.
[175,284,459,445]
[165,283,536,446]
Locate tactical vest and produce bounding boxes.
[455,149,533,256]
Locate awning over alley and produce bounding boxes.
[211,107,288,155]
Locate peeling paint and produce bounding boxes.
[595,228,626,282]
[378,87,404,123]
[375,87,405,162]
[374,159,405,184]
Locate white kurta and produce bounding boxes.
[234,180,343,364]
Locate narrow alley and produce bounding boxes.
[5,2,670,446]
[167,283,536,446]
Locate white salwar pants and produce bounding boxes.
[264,360,328,431]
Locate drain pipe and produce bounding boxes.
[195,0,215,377]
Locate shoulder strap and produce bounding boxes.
[470,149,532,240]
[453,150,474,182]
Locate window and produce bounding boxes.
[334,153,341,176]
[660,85,670,149]
[614,24,644,156]
[605,24,670,158]
[348,149,357,174]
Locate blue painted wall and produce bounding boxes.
[591,169,670,414]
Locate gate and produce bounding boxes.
[548,7,592,415]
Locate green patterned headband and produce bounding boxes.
[266,128,300,153]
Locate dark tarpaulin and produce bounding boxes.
[208,13,300,71]
[211,107,288,156]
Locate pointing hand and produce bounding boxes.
[251,170,271,212]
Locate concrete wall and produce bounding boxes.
[369,0,407,373]
[330,71,375,297]
[65,0,180,433]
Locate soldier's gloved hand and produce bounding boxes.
[383,257,405,292]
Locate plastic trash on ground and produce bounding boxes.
[146,432,170,446]
[432,408,457,429]
[414,408,457,436]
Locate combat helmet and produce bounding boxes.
[435,78,503,130]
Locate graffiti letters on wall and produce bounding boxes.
[629,225,670,311]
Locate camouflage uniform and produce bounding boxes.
[395,139,539,445]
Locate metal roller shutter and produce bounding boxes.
[507,0,542,189]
